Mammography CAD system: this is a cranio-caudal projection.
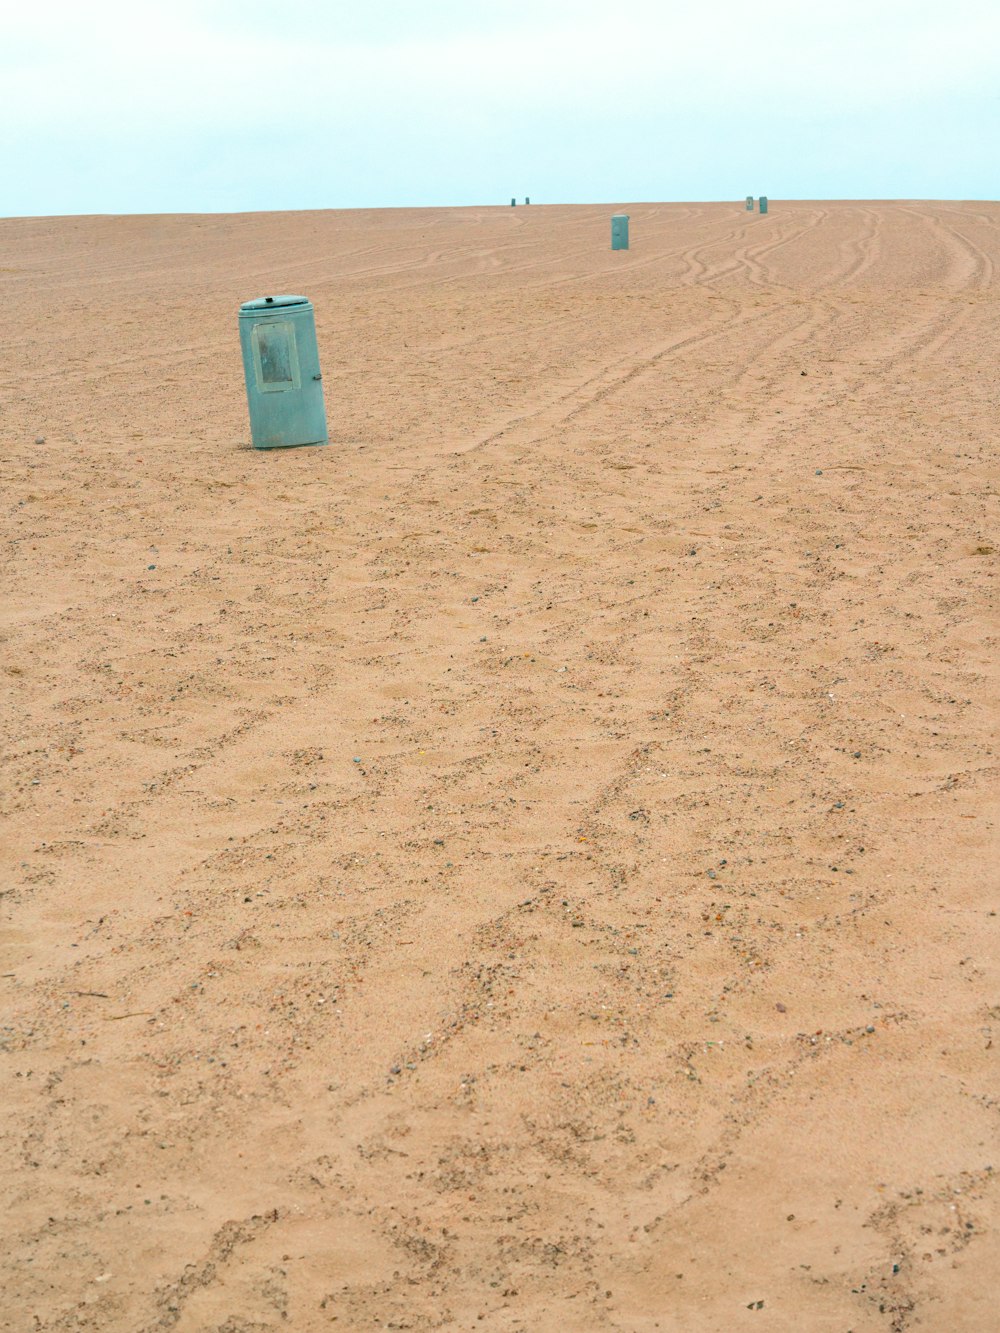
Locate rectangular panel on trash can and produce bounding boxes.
[253,322,300,392]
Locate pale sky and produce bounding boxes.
[3,0,999,216]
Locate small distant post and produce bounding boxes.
[759,196,768,214]
[745,196,754,211]
[611,214,630,251]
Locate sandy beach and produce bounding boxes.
[1,200,998,1330]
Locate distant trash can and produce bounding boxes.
[759,196,768,214]
[611,214,630,251]
[238,295,328,449]
[746,196,754,210]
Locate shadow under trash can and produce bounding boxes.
[238,294,328,449]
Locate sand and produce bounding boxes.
[1,201,997,1331]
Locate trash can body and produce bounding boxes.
[611,214,630,250]
[746,195,754,210]
[239,295,328,449]
[759,196,769,214]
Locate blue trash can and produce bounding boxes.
[745,196,754,211]
[238,295,328,449]
[759,196,768,215]
[611,214,630,251]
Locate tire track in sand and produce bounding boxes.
[453,209,861,458]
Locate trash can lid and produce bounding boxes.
[240,294,309,311]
